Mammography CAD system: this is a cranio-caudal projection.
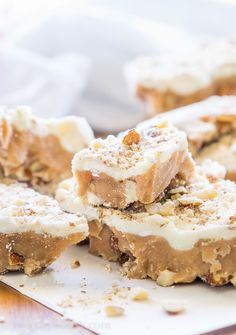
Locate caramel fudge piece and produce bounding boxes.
[138,96,236,181]
[57,162,236,287]
[0,182,88,275]
[72,120,194,209]
[0,106,94,194]
[126,39,236,116]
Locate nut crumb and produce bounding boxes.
[155,119,168,128]
[122,129,140,145]
[105,305,124,317]
[178,196,203,206]
[161,299,187,315]
[92,140,102,149]
[104,263,112,273]
[71,259,81,269]
[131,287,149,301]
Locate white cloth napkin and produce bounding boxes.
[5,6,193,131]
[0,42,90,118]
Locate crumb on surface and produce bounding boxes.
[131,287,149,301]
[161,299,187,315]
[0,316,5,323]
[104,263,112,273]
[71,259,81,269]
[105,305,125,317]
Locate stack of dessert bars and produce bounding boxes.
[0,107,93,275]
[57,117,236,287]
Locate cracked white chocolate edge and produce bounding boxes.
[72,120,188,181]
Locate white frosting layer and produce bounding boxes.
[126,39,236,95]
[126,56,211,95]
[56,175,236,251]
[1,106,94,153]
[72,120,188,181]
[0,182,88,236]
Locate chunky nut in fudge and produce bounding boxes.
[137,96,236,181]
[57,161,236,287]
[0,182,88,275]
[0,106,94,194]
[72,119,194,209]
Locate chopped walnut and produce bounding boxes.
[161,299,187,315]
[0,117,12,149]
[122,129,140,146]
[0,316,5,323]
[155,119,169,128]
[92,140,102,149]
[145,201,175,216]
[13,198,26,206]
[104,263,112,273]
[71,259,81,269]
[178,196,203,206]
[131,287,149,301]
[8,252,24,266]
[170,186,187,195]
[193,188,217,200]
[105,305,124,317]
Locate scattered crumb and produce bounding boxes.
[58,296,73,308]
[71,259,81,269]
[19,284,24,287]
[131,287,149,301]
[105,305,124,317]
[161,299,187,315]
[104,263,112,273]
[0,316,5,323]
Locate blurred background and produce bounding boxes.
[0,0,235,132]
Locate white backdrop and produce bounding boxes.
[0,0,235,131]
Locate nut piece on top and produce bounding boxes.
[0,182,88,276]
[0,106,94,194]
[72,119,195,209]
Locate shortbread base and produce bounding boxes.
[88,220,236,287]
[0,231,86,276]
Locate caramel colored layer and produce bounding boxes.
[136,84,214,116]
[0,127,73,193]
[0,231,85,276]
[136,76,236,115]
[88,221,236,287]
[75,153,194,208]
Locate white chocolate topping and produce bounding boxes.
[0,182,88,236]
[72,119,188,181]
[126,39,236,95]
